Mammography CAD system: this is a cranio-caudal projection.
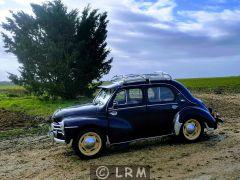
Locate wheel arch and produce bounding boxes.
[63,116,108,142]
[174,106,217,135]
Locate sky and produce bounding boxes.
[0,0,240,81]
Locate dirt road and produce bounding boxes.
[0,93,239,179]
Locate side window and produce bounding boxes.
[127,88,143,104]
[114,88,143,106]
[148,86,175,103]
[160,87,175,102]
[114,90,126,105]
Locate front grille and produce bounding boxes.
[52,123,61,130]
[51,122,64,136]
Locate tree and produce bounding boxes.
[1,0,112,99]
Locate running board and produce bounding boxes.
[108,133,174,146]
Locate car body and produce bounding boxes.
[49,73,222,158]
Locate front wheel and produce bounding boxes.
[180,119,204,142]
[72,129,105,159]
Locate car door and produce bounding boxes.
[146,84,180,136]
[108,87,148,143]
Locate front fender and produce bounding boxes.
[63,116,108,142]
[174,106,217,135]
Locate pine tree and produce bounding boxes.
[1,0,112,99]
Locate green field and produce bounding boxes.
[0,76,239,117]
[0,84,27,95]
[0,93,90,117]
[178,76,240,93]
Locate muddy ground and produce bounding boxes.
[0,93,239,179]
[0,108,46,131]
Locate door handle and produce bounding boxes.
[109,110,117,116]
[172,105,178,109]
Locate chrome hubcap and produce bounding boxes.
[183,119,201,140]
[84,137,96,149]
[186,123,196,134]
[78,132,102,156]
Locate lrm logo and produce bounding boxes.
[90,165,150,180]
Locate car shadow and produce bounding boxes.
[102,133,226,158]
[63,133,226,160]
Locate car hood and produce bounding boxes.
[52,103,98,122]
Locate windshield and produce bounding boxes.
[93,88,114,106]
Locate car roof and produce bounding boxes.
[99,80,194,100]
[100,79,176,89]
[98,82,121,89]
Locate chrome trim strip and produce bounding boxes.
[51,130,64,135]
[52,127,61,130]
[109,133,174,146]
[109,103,179,111]
[116,105,146,110]
[108,105,146,111]
[65,126,79,129]
[174,113,182,136]
[147,102,178,107]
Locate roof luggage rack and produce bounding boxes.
[111,71,172,84]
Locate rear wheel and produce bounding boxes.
[180,119,203,142]
[72,129,105,159]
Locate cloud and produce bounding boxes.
[0,0,240,81]
[0,9,10,22]
[11,0,45,5]
[177,9,240,37]
[126,0,177,22]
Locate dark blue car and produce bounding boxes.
[49,72,222,159]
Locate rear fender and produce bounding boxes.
[174,106,217,135]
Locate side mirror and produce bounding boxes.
[113,101,118,109]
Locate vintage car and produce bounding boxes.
[49,72,222,159]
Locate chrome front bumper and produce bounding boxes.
[49,122,66,144]
[48,130,65,144]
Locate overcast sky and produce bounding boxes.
[0,0,240,81]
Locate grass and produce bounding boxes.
[177,76,240,93]
[0,86,91,139]
[0,93,91,117]
[0,84,23,90]
[0,84,27,95]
